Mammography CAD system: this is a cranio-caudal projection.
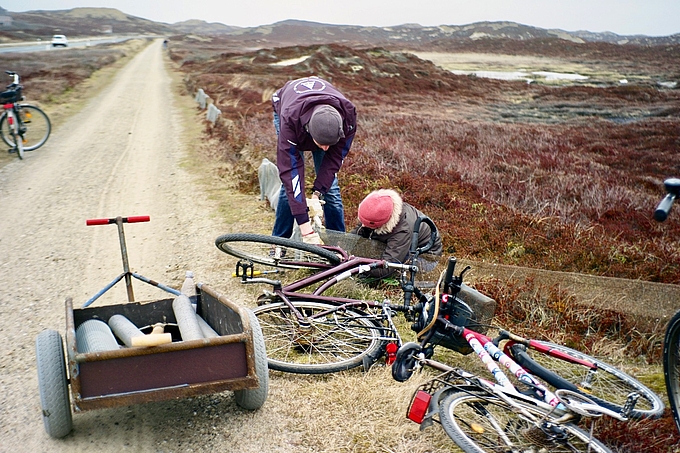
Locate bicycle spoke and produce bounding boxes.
[253,301,384,373]
[440,391,612,453]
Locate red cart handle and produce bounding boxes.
[86,215,150,226]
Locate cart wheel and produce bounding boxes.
[234,309,269,410]
[36,329,73,438]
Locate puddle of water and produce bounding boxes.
[271,56,310,66]
[451,69,589,82]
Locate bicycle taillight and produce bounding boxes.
[385,342,398,365]
[407,390,431,424]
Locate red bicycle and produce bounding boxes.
[0,71,51,159]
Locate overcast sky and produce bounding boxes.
[9,0,679,37]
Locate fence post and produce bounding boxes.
[194,88,210,109]
[206,104,221,124]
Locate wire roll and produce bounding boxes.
[108,314,145,347]
[76,319,119,353]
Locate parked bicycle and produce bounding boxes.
[0,71,51,159]
[655,177,680,434]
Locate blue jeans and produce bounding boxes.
[271,112,345,238]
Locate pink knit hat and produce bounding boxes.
[358,191,395,228]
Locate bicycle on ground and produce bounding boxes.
[0,71,51,159]
[390,254,663,452]
[216,217,441,374]
[216,218,664,452]
[655,177,680,434]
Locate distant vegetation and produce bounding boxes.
[170,37,680,285]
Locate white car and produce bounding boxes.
[51,35,68,47]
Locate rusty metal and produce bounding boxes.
[112,216,135,302]
[66,282,261,413]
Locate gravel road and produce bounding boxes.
[0,39,293,453]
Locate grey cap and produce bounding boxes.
[308,105,344,146]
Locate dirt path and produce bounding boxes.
[0,39,294,453]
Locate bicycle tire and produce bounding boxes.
[215,233,341,270]
[439,390,612,453]
[1,110,22,158]
[663,310,680,433]
[252,300,385,374]
[510,341,664,419]
[0,105,51,151]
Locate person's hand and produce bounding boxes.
[306,197,324,219]
[302,231,324,245]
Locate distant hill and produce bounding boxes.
[0,7,173,41]
[170,19,241,35]
[0,7,677,47]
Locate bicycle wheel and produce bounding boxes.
[215,233,341,270]
[439,390,612,453]
[0,111,22,158]
[252,300,384,374]
[664,310,680,433]
[510,341,664,419]
[18,105,50,150]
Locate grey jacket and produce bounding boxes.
[352,196,442,279]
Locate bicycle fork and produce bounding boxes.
[4,106,24,156]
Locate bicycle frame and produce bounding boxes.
[236,254,418,347]
[229,216,440,371]
[406,357,627,430]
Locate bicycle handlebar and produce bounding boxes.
[410,216,438,255]
[654,178,680,222]
[86,215,151,226]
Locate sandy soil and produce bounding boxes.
[0,39,287,453]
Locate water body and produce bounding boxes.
[450,69,589,82]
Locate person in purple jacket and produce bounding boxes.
[271,76,357,244]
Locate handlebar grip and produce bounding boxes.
[443,257,457,288]
[86,215,151,226]
[654,194,675,222]
[126,216,151,223]
[86,218,113,226]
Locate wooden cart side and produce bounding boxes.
[64,284,262,413]
[197,283,259,384]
